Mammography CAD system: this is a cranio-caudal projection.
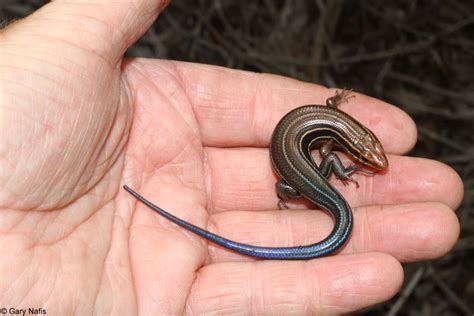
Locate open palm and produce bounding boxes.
[0,1,462,315]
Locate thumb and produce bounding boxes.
[0,1,169,210]
[3,0,169,64]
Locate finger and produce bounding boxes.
[205,148,464,211]
[187,253,403,314]
[4,1,169,62]
[205,202,458,263]
[350,202,459,262]
[166,61,416,153]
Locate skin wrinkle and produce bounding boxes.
[202,102,243,124]
[109,88,132,166]
[1,44,93,82]
[168,152,207,196]
[151,64,186,104]
[49,96,86,200]
[274,263,305,312]
[189,266,220,313]
[203,148,214,213]
[358,164,375,206]
[40,13,116,52]
[136,116,193,175]
[121,62,148,105]
[24,142,43,206]
[252,263,265,315]
[93,158,121,192]
[244,264,255,313]
[372,204,389,250]
[177,65,212,99]
[129,240,185,314]
[284,207,294,247]
[322,257,377,311]
[0,210,27,236]
[27,211,59,244]
[305,261,323,315]
[139,80,201,162]
[359,204,374,253]
[199,96,238,117]
[184,272,200,316]
[181,67,256,140]
[116,1,164,50]
[7,113,23,193]
[88,112,121,178]
[64,102,95,181]
[387,164,396,203]
[131,119,158,172]
[20,249,55,307]
[289,262,313,314]
[172,61,193,102]
[159,133,203,177]
[0,52,88,86]
[189,81,223,109]
[42,261,59,313]
[79,104,124,187]
[1,242,34,298]
[79,8,129,55]
[311,266,324,315]
[77,239,108,315]
[37,3,128,64]
[40,193,110,246]
[19,30,114,70]
[378,204,400,254]
[250,73,266,146]
[407,207,440,254]
[298,262,310,314]
[25,123,55,210]
[0,68,75,106]
[178,267,200,316]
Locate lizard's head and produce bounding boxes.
[351,130,388,171]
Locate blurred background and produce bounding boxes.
[1,1,472,314]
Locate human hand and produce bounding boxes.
[0,1,462,314]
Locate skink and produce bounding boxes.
[124,90,388,260]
